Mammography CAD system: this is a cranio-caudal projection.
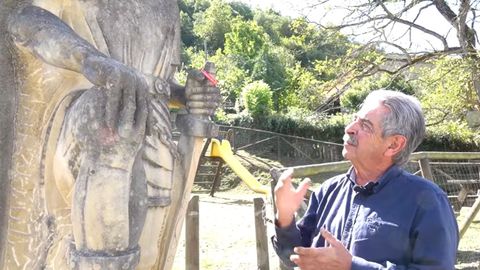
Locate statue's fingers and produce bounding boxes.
[186,87,220,97]
[133,82,148,136]
[104,66,122,129]
[187,101,219,110]
[145,101,155,137]
[187,93,221,102]
[117,79,136,138]
[186,69,205,82]
[184,71,205,93]
[105,87,121,130]
[187,108,217,115]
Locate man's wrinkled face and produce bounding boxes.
[342,100,392,166]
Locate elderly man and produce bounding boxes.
[273,90,459,269]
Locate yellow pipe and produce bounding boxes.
[206,139,270,194]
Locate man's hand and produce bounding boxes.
[274,168,310,227]
[290,228,352,270]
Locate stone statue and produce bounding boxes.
[0,1,219,269]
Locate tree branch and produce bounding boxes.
[376,0,449,49]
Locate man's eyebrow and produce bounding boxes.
[357,115,374,128]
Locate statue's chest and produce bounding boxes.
[77,0,179,47]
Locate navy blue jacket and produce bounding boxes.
[273,165,459,269]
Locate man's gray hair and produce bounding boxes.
[364,89,425,165]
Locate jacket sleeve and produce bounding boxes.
[271,190,321,268]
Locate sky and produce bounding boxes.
[237,0,461,53]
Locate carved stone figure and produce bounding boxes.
[0,1,219,269]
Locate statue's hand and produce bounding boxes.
[184,66,221,116]
[72,56,148,169]
[82,55,149,131]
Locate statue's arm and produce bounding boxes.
[8,5,124,88]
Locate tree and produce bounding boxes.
[228,1,254,20]
[254,9,292,45]
[193,0,234,51]
[180,11,196,47]
[251,46,295,111]
[306,0,480,106]
[282,17,350,67]
[224,19,268,61]
[415,57,477,126]
[283,63,324,111]
[340,73,415,112]
[179,0,212,47]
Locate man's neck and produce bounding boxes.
[353,161,393,186]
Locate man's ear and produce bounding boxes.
[385,135,407,157]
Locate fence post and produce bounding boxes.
[418,158,434,181]
[209,159,224,197]
[186,195,199,270]
[269,169,295,270]
[277,135,281,162]
[459,190,480,239]
[254,198,270,270]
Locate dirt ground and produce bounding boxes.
[171,189,480,270]
[172,190,280,270]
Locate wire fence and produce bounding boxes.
[218,125,344,167]
[192,125,480,208]
[269,152,480,209]
[403,159,480,209]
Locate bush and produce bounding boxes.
[220,113,480,152]
[225,112,349,143]
[419,121,480,151]
[241,81,274,117]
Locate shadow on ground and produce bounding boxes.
[457,250,480,270]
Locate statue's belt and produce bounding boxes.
[143,74,170,99]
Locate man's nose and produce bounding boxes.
[344,120,357,134]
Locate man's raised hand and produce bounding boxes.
[274,168,310,227]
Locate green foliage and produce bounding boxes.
[224,20,267,61]
[213,108,229,124]
[283,63,324,111]
[179,0,211,47]
[222,112,480,152]
[241,81,274,117]
[209,50,251,101]
[415,57,477,127]
[282,18,350,67]
[180,11,196,47]
[193,0,234,51]
[177,0,478,152]
[340,73,415,112]
[181,47,208,69]
[225,112,349,143]
[251,46,295,110]
[314,44,386,83]
[420,121,480,151]
[310,45,387,111]
[228,1,254,20]
[254,9,292,45]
